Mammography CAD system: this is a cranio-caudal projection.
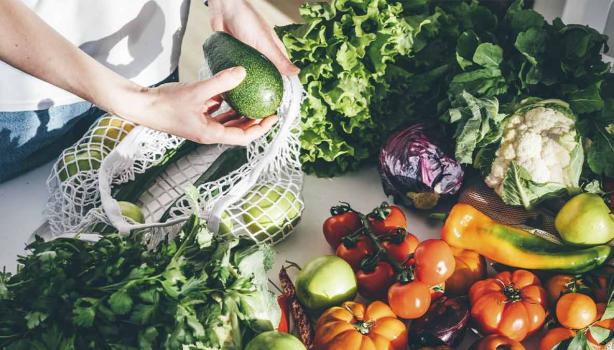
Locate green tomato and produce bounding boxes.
[57,148,103,182]
[242,184,300,242]
[295,255,357,313]
[118,201,145,224]
[90,116,134,151]
[245,331,306,350]
[219,211,234,235]
[555,193,614,245]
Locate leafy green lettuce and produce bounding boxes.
[279,0,614,179]
[277,0,444,176]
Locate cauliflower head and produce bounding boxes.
[484,99,583,209]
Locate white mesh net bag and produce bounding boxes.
[45,65,305,245]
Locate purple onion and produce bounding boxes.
[409,297,470,349]
[378,123,464,209]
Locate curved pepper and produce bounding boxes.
[441,203,611,274]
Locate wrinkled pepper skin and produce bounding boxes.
[441,203,611,274]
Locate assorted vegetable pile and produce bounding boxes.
[278,0,614,199]
[310,200,614,349]
[5,1,614,349]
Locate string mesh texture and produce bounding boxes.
[46,60,305,246]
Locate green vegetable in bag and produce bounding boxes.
[241,184,300,242]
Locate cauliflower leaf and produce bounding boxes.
[501,161,567,209]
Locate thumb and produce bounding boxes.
[200,66,246,98]
[271,34,300,76]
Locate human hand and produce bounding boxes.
[121,66,278,146]
[208,0,299,76]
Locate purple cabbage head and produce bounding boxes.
[378,123,464,210]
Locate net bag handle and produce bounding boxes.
[205,75,303,233]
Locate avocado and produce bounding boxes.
[203,32,283,119]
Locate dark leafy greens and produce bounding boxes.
[0,215,278,350]
[279,0,614,181]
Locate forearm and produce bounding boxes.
[0,0,148,121]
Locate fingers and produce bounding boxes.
[199,115,278,146]
[213,110,241,124]
[271,34,300,76]
[203,95,224,113]
[223,117,259,129]
[262,33,300,76]
[197,66,246,99]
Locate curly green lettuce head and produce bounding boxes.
[277,0,434,176]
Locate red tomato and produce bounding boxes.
[335,237,373,271]
[387,281,431,319]
[430,283,445,301]
[323,209,362,249]
[555,292,597,330]
[414,239,455,286]
[368,203,407,235]
[382,230,419,263]
[356,261,396,300]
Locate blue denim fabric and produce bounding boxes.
[0,69,179,183]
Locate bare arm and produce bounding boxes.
[0,0,276,145]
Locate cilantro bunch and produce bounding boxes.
[0,215,278,350]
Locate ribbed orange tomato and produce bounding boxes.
[472,334,525,350]
[469,269,547,341]
[314,301,408,350]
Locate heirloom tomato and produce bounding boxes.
[469,269,547,341]
[314,301,407,350]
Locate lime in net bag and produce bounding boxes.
[46,50,305,245]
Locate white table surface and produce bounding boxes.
[0,163,541,349]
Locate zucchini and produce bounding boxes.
[112,141,198,202]
[158,147,247,223]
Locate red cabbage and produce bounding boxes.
[379,124,464,209]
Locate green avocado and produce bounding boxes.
[203,32,283,119]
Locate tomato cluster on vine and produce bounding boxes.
[322,202,455,319]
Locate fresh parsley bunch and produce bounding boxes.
[0,215,278,350]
